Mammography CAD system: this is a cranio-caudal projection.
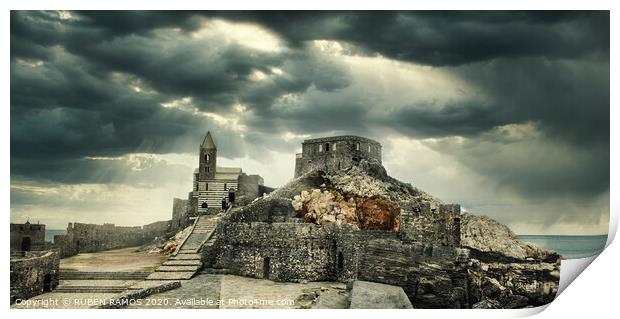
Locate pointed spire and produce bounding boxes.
[201,131,216,149]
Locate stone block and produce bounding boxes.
[349,280,413,309]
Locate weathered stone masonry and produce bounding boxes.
[295,136,382,178]
[206,219,470,308]
[10,222,46,252]
[10,251,59,304]
[53,220,173,258]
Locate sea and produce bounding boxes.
[518,234,608,259]
[45,229,66,243]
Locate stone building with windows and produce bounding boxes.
[10,221,46,252]
[294,136,382,178]
[188,132,271,216]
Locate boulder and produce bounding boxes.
[472,298,501,309]
[349,280,413,309]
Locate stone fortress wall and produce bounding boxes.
[206,219,469,308]
[10,198,189,304]
[400,203,462,247]
[203,189,468,308]
[53,219,174,258]
[10,250,59,304]
[171,198,191,231]
[51,197,192,258]
[295,136,382,178]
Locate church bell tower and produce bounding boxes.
[199,131,217,181]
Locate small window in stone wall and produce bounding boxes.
[325,143,330,152]
[368,145,371,152]
[333,143,337,151]
[224,183,227,191]
[356,142,360,151]
[319,144,323,152]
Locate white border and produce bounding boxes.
[2,2,617,319]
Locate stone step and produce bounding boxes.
[156,265,201,272]
[170,253,201,260]
[178,251,199,255]
[179,244,201,249]
[59,272,150,280]
[180,242,200,245]
[163,260,202,266]
[145,271,195,280]
[55,286,127,293]
[182,239,203,243]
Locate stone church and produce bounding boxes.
[188,132,272,216]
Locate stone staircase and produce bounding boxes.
[54,272,150,293]
[145,215,220,281]
[59,272,150,280]
[54,286,128,293]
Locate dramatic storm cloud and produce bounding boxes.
[10,11,609,234]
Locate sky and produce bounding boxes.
[10,11,609,235]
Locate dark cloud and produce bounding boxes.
[454,58,610,145]
[203,11,610,66]
[10,11,609,232]
[424,128,609,200]
[10,10,352,180]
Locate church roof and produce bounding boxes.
[215,166,242,180]
[201,131,216,149]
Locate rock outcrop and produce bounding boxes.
[461,213,559,262]
[291,188,400,231]
[460,214,560,308]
